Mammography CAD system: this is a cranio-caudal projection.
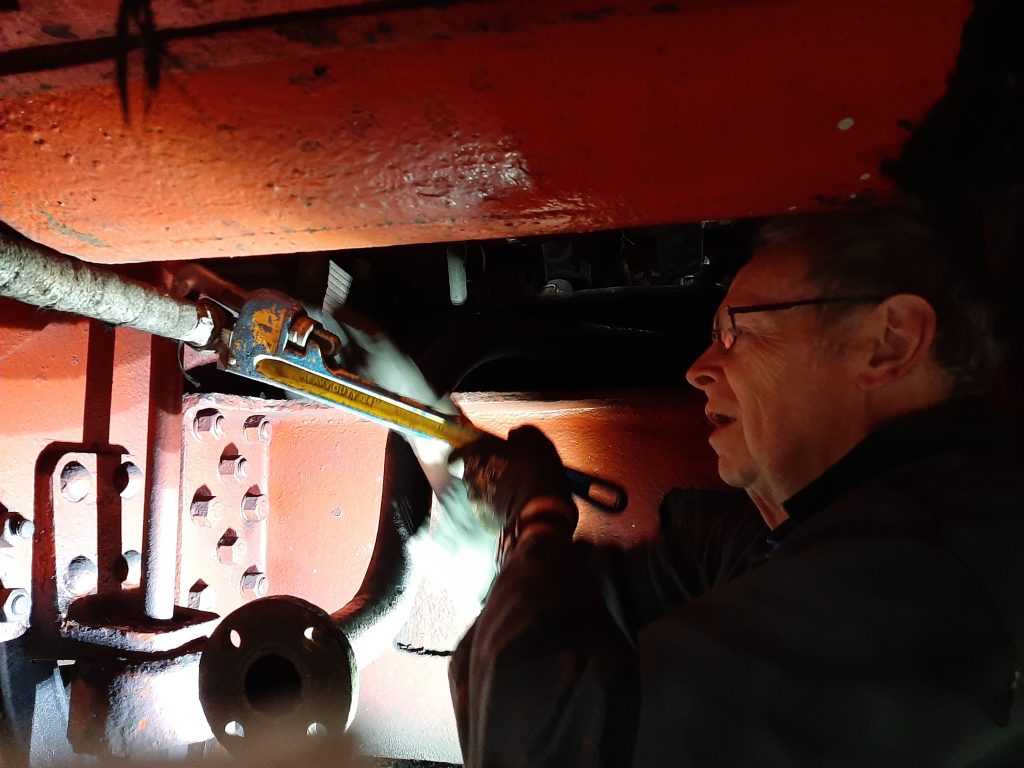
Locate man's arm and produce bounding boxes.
[450,525,640,768]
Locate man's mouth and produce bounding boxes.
[706,411,736,428]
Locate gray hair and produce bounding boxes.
[755,209,1001,396]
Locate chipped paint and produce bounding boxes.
[37,208,108,248]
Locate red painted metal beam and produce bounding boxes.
[0,0,970,262]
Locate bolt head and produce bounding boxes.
[1,514,34,546]
[188,581,217,611]
[0,589,29,621]
[239,571,269,600]
[217,538,246,565]
[243,416,272,444]
[193,411,225,439]
[240,493,269,523]
[190,497,221,527]
[219,456,248,481]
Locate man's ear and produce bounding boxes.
[857,294,937,391]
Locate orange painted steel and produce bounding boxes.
[0,0,969,262]
[174,389,719,626]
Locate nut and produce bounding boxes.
[190,497,222,527]
[59,461,92,503]
[243,416,272,444]
[193,410,225,439]
[240,570,269,600]
[1,513,34,546]
[240,492,268,523]
[219,456,248,481]
[217,533,246,565]
[0,588,30,621]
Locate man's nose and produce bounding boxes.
[685,346,720,389]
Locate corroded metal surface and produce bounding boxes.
[0,0,969,262]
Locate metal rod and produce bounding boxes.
[0,229,214,346]
[140,336,184,620]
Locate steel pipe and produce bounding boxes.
[0,230,214,347]
[140,336,185,621]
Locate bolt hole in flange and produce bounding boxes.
[306,722,327,737]
[224,720,245,738]
[229,629,242,649]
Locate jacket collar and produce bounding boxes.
[782,398,1003,524]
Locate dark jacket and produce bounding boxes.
[450,400,1024,767]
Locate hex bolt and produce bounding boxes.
[114,461,144,500]
[217,532,246,565]
[191,497,222,527]
[240,570,269,600]
[188,580,217,611]
[1,513,34,546]
[243,416,272,444]
[193,410,225,440]
[0,589,30,621]
[59,461,92,503]
[240,492,269,523]
[219,456,248,482]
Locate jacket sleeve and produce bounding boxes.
[449,532,641,768]
[448,493,769,768]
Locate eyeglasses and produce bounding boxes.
[710,295,886,352]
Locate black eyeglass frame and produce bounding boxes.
[710,295,887,352]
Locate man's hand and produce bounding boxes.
[451,426,578,564]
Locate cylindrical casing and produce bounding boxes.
[0,230,212,346]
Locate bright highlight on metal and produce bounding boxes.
[254,357,481,447]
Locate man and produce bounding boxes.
[448,209,1023,766]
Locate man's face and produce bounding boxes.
[686,247,865,506]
